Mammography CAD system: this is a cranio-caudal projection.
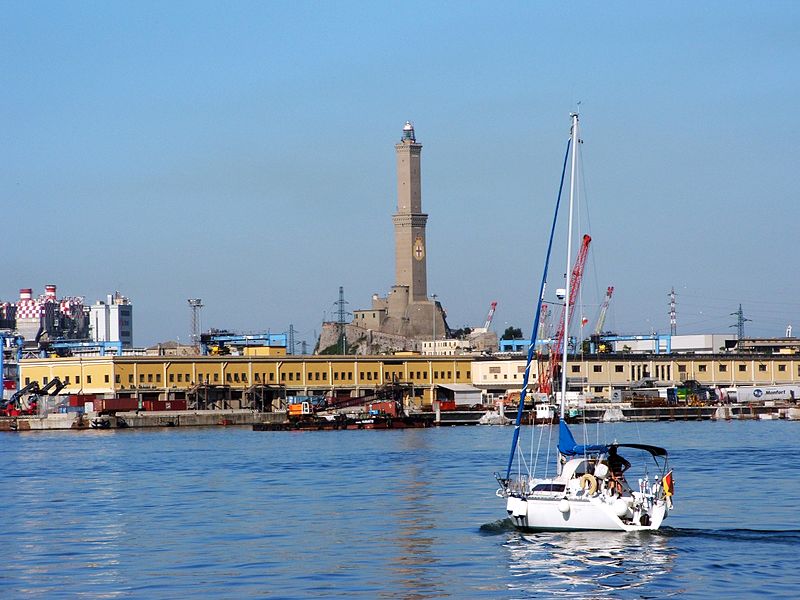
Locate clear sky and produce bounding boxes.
[3,2,798,347]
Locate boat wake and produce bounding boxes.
[478,518,517,535]
[481,522,800,543]
[655,526,800,545]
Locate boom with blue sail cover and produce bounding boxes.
[503,138,572,481]
[557,421,608,456]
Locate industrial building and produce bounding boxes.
[472,351,800,401]
[18,349,800,411]
[1,286,90,344]
[89,292,133,348]
[19,354,475,410]
[0,286,132,351]
[596,333,737,354]
[1,286,134,404]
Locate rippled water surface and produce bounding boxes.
[2,421,799,598]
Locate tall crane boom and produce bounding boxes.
[483,301,498,330]
[593,286,614,336]
[539,303,551,342]
[540,234,592,395]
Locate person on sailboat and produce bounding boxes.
[606,446,631,497]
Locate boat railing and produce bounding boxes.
[494,472,529,495]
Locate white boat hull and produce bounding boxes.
[506,493,668,532]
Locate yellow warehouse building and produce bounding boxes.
[19,355,475,409]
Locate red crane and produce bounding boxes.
[539,234,592,395]
[483,301,498,330]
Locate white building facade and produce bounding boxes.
[90,292,133,347]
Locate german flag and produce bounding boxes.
[662,470,674,497]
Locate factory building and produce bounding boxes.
[89,292,133,348]
[14,289,40,341]
[1,285,89,343]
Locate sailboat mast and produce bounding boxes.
[502,135,572,482]
[560,113,579,420]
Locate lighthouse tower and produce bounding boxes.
[350,122,448,343]
[393,121,428,301]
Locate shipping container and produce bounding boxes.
[68,394,95,407]
[94,397,139,412]
[367,401,397,417]
[143,400,188,411]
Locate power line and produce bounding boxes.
[668,287,677,336]
[333,286,351,354]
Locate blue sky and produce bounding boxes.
[3,2,798,347]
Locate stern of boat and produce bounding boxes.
[647,500,668,530]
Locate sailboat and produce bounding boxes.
[495,113,674,532]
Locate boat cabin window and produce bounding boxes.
[573,460,593,476]
[531,483,566,493]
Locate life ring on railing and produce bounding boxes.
[579,474,598,495]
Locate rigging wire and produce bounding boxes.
[577,136,602,337]
[503,136,572,481]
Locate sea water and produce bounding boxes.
[1,420,798,598]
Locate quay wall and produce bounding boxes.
[0,410,287,431]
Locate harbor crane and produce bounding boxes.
[593,286,615,335]
[539,234,591,396]
[483,301,498,330]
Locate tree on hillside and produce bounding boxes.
[450,327,473,339]
[501,326,523,340]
